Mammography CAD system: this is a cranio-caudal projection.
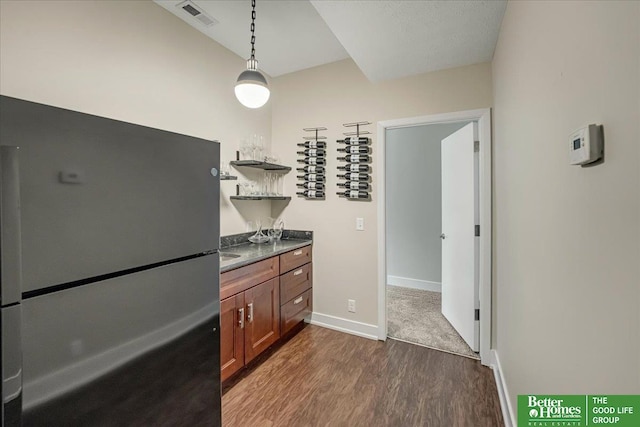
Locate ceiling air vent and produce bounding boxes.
[176,0,218,27]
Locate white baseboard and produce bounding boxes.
[387,276,441,292]
[23,302,217,410]
[491,349,516,427]
[307,312,379,341]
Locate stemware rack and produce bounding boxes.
[296,127,327,200]
[230,150,291,201]
[336,121,372,201]
[231,150,292,171]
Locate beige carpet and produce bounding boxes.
[387,285,479,359]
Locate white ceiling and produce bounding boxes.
[154,0,349,78]
[154,0,506,82]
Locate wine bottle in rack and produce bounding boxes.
[337,154,370,163]
[296,148,326,157]
[297,141,326,149]
[337,172,369,181]
[297,173,325,182]
[337,181,369,190]
[336,137,370,144]
[337,146,369,154]
[297,165,325,174]
[338,164,370,173]
[297,190,325,199]
[297,157,326,165]
[336,190,369,199]
[297,182,325,190]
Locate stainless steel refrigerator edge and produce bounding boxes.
[1,145,23,426]
[0,96,221,425]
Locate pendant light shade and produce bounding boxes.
[235,0,270,109]
[235,59,270,109]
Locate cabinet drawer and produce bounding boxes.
[220,256,279,300]
[280,289,312,335]
[279,245,312,273]
[280,263,312,304]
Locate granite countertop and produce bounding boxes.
[219,230,312,273]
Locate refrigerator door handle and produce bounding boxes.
[2,305,23,403]
[1,146,22,305]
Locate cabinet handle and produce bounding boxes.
[293,250,303,256]
[293,269,303,276]
[293,296,303,305]
[238,308,245,329]
[247,303,254,323]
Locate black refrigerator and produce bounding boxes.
[0,96,221,426]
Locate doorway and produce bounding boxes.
[385,121,477,358]
[376,109,492,365]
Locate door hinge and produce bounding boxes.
[475,225,480,236]
[475,309,480,321]
[474,141,480,152]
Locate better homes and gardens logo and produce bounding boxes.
[518,395,640,427]
[523,395,583,425]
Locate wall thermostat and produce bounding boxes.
[569,124,603,166]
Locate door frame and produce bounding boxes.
[376,108,493,365]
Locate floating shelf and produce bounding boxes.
[230,160,291,171]
[230,196,291,201]
[220,175,238,180]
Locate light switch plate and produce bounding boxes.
[356,217,364,231]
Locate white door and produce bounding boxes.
[441,122,479,352]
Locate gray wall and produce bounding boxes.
[493,0,639,411]
[386,122,468,288]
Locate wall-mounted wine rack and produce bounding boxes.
[296,127,327,200]
[336,121,372,201]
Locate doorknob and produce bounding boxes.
[440,233,446,240]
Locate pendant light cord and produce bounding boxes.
[250,0,256,60]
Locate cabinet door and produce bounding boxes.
[221,293,245,382]
[244,278,280,363]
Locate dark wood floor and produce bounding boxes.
[223,325,503,427]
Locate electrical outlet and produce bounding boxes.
[356,217,364,231]
[348,299,356,313]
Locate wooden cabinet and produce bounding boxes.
[280,245,312,273]
[220,293,244,382]
[280,288,312,335]
[220,258,281,381]
[244,278,279,363]
[221,244,312,382]
[279,263,312,304]
[220,256,279,300]
[279,247,313,335]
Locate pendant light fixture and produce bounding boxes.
[235,0,270,109]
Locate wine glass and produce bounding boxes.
[240,139,252,161]
[220,161,230,177]
[267,173,276,196]
[250,133,260,160]
[239,181,251,196]
[258,135,265,161]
